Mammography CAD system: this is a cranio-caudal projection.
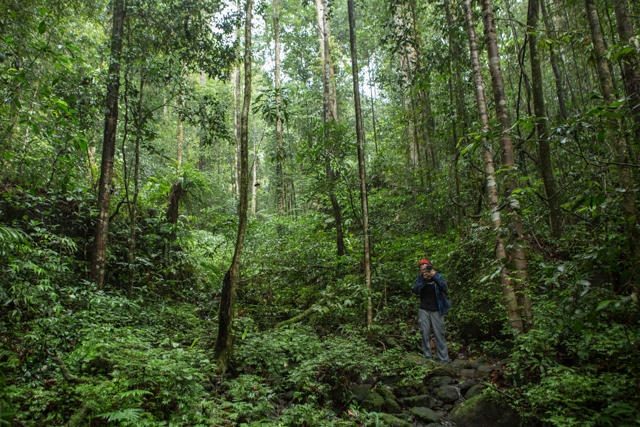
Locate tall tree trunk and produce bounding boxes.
[177,116,183,170]
[540,0,568,119]
[480,0,533,330]
[347,0,373,331]
[234,62,241,199]
[462,0,525,333]
[91,0,126,289]
[252,137,257,215]
[273,0,284,214]
[368,61,379,155]
[528,0,563,238]
[612,0,640,141]
[128,74,144,298]
[585,0,640,257]
[198,132,206,171]
[316,0,345,256]
[214,0,252,373]
[444,0,469,142]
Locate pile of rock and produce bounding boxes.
[349,356,520,427]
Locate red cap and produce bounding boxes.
[419,259,431,265]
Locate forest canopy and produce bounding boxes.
[1,0,639,425]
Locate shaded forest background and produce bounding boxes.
[1,0,639,424]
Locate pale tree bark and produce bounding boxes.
[315,0,345,256]
[177,116,183,170]
[391,1,419,166]
[612,0,640,142]
[481,0,533,330]
[251,137,257,215]
[528,0,563,238]
[540,0,568,119]
[444,0,469,141]
[585,0,640,257]
[91,0,126,289]
[234,59,241,199]
[462,0,524,333]
[214,0,252,373]
[347,0,373,331]
[273,0,284,214]
[198,132,206,171]
[127,74,144,298]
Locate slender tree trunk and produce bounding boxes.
[198,132,206,171]
[347,0,373,331]
[480,0,533,330]
[128,74,144,298]
[368,61,379,155]
[252,137,257,215]
[234,63,241,199]
[316,0,345,256]
[444,0,469,145]
[528,0,563,238]
[214,0,252,373]
[177,116,183,170]
[540,0,568,119]
[463,0,525,333]
[91,0,126,289]
[273,0,284,214]
[585,0,640,257]
[612,0,640,141]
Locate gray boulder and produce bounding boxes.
[451,358,468,369]
[410,407,440,423]
[450,393,521,427]
[377,413,413,427]
[436,385,459,403]
[429,376,454,387]
[429,365,456,378]
[398,394,436,409]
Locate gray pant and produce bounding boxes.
[418,309,449,363]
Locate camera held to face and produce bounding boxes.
[424,264,433,272]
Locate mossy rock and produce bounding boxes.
[362,391,385,412]
[436,385,459,403]
[451,358,468,369]
[350,383,372,404]
[450,393,521,427]
[378,386,401,413]
[428,365,456,378]
[459,379,478,393]
[429,376,454,387]
[377,413,413,427]
[410,406,440,423]
[398,394,436,409]
[464,383,485,399]
[406,353,427,365]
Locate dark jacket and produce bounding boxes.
[413,272,451,315]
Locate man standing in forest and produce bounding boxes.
[413,259,451,363]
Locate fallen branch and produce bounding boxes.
[47,350,98,385]
[274,306,317,329]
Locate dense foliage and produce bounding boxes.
[1,0,639,425]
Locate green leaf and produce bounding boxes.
[596,300,613,311]
[38,21,47,34]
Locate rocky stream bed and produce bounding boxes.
[348,354,521,427]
